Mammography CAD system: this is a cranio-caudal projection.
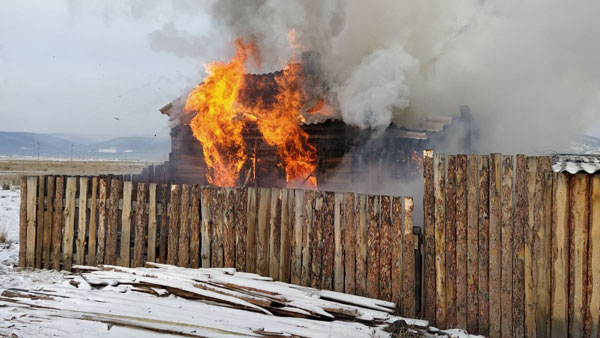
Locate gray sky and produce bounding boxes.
[0,1,208,139]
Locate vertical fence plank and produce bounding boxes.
[119,181,133,267]
[96,178,106,265]
[541,160,553,337]
[19,177,27,267]
[445,155,457,328]
[257,187,271,276]
[525,157,537,338]
[62,177,76,270]
[423,149,436,324]
[26,177,38,267]
[188,185,200,267]
[291,190,304,286]
[223,188,235,268]
[35,176,45,268]
[366,194,380,299]
[75,177,88,266]
[148,183,158,264]
[391,196,403,309]
[402,197,416,317]
[322,191,335,291]
[235,188,248,271]
[167,184,180,265]
[551,172,569,337]
[133,183,147,267]
[467,155,479,334]
[588,175,600,338]
[344,192,356,295]
[246,187,257,272]
[455,155,467,330]
[302,190,314,286]
[212,188,224,267]
[279,189,291,283]
[311,191,324,288]
[489,154,502,338]
[569,173,589,337]
[43,177,55,269]
[158,184,168,264]
[477,156,490,336]
[51,177,64,269]
[500,155,514,337]
[534,169,550,337]
[269,188,282,280]
[178,184,190,267]
[380,195,392,301]
[513,155,527,337]
[87,177,97,265]
[355,194,368,296]
[201,187,212,268]
[105,179,120,265]
[434,153,447,328]
[334,192,345,293]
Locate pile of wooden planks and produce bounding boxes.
[0,264,464,338]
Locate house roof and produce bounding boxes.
[552,154,600,174]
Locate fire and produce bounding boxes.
[184,37,317,188]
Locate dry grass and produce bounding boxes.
[0,159,153,177]
[0,224,7,244]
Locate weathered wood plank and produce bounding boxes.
[269,188,282,280]
[119,181,133,267]
[96,178,106,265]
[105,178,120,265]
[19,177,28,267]
[211,188,224,267]
[434,153,447,328]
[61,177,76,270]
[534,169,550,338]
[467,154,479,334]
[87,177,97,265]
[291,190,304,286]
[43,177,55,269]
[478,156,490,336]
[223,188,235,268]
[366,194,380,299]
[256,187,271,276]
[235,188,248,271]
[500,155,513,337]
[423,149,436,324]
[51,177,64,269]
[166,184,180,265]
[177,184,190,267]
[513,155,527,337]
[551,172,569,338]
[133,183,147,267]
[26,177,38,267]
[489,154,502,338]
[158,184,168,264]
[188,185,200,267]
[246,187,257,272]
[379,195,392,301]
[148,183,158,264]
[588,174,600,338]
[311,191,324,288]
[445,155,457,329]
[201,187,212,268]
[455,155,467,330]
[542,161,553,337]
[391,196,403,308]
[402,196,416,318]
[569,173,589,337]
[302,190,314,287]
[334,192,345,293]
[75,177,88,266]
[355,194,368,296]
[525,157,537,338]
[35,176,44,268]
[344,192,356,295]
[322,191,335,291]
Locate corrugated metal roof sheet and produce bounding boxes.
[552,154,600,174]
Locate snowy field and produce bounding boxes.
[0,188,475,337]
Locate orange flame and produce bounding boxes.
[184,37,317,188]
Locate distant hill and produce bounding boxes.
[0,131,170,161]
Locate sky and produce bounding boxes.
[0,1,210,140]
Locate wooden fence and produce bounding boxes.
[422,150,600,338]
[17,175,419,317]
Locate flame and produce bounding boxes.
[184,37,317,188]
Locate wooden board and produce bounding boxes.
[256,187,271,276]
[87,177,97,266]
[344,192,356,295]
[235,188,248,271]
[178,184,190,267]
[334,192,345,293]
[422,149,436,324]
[445,155,457,329]
[466,155,478,333]
[19,177,27,267]
[167,184,180,265]
[434,153,447,328]
[291,190,304,286]
[35,176,45,268]
[158,184,168,263]
[379,195,392,301]
[366,194,380,299]
[133,183,147,267]
[26,177,38,267]
[551,172,569,338]
[223,188,235,268]
[534,170,550,337]
[246,187,257,273]
[569,173,589,337]
[477,156,490,336]
[355,194,368,296]
[322,191,335,291]
[525,157,537,338]
[75,177,88,266]
[513,155,527,337]
[105,178,120,265]
[201,187,212,268]
[43,177,55,269]
[402,196,416,317]
[302,190,314,287]
[488,154,502,338]
[500,155,513,337]
[211,188,224,267]
[119,181,133,267]
[455,155,467,330]
[311,191,324,289]
[62,177,76,270]
[269,188,282,280]
[148,183,158,264]
[588,175,600,338]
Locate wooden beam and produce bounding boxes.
[379,195,392,301]
[302,190,314,287]
[344,192,356,295]
[269,188,282,280]
[423,149,436,324]
[105,178,120,265]
[19,176,27,267]
[43,177,55,269]
[500,155,513,337]
[246,187,257,272]
[158,184,168,263]
[569,173,589,337]
[223,188,235,268]
[167,184,180,265]
[588,174,600,338]
[201,187,211,268]
[61,177,76,270]
[525,157,537,338]
[119,181,133,267]
[322,192,335,291]
[445,155,457,329]
[467,154,479,334]
[256,187,271,276]
[551,172,569,337]
[26,177,38,267]
[402,197,416,318]
[478,156,490,336]
[513,155,527,337]
[434,153,447,328]
[75,177,88,266]
[177,184,190,267]
[334,192,345,293]
[133,183,147,267]
[235,188,248,271]
[148,183,158,264]
[488,154,502,338]
[87,177,97,266]
[366,194,380,299]
[311,191,324,289]
[355,194,368,296]
[35,176,45,268]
